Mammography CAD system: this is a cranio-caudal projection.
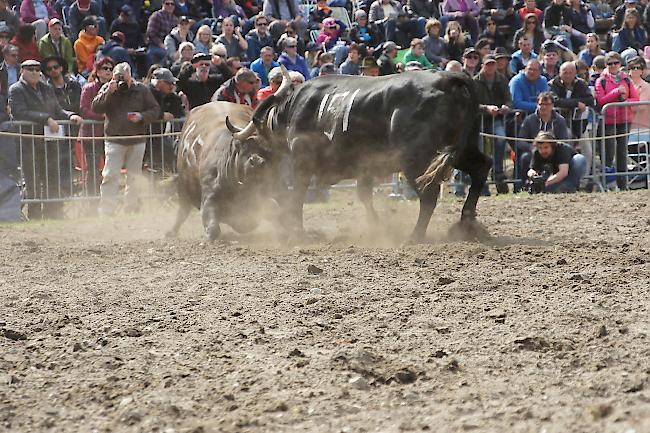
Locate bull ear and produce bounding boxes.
[225,116,242,134]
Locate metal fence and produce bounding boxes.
[1,101,648,218]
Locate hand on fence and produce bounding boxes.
[70,115,83,126]
[47,117,59,134]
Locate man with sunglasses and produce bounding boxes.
[211,67,259,108]
[146,0,179,67]
[0,44,19,97]
[42,55,81,114]
[246,15,274,62]
[8,59,83,219]
[177,52,224,109]
[277,36,310,80]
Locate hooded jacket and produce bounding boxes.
[509,69,548,113]
[278,52,310,81]
[519,109,570,150]
[595,69,639,125]
[73,30,104,73]
[38,33,75,74]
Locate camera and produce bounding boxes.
[115,74,128,91]
[526,172,550,194]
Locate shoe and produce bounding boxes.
[495,174,509,195]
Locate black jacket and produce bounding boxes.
[148,85,185,119]
[543,2,570,31]
[378,53,397,76]
[548,76,594,110]
[474,71,513,113]
[48,78,82,115]
[177,63,225,109]
[407,0,439,19]
[8,79,72,129]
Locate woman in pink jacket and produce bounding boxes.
[595,51,639,190]
[627,57,650,142]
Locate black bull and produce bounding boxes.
[228,68,491,240]
[165,102,283,240]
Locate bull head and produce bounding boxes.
[226,65,292,141]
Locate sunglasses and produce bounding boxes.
[607,61,620,66]
[164,2,175,5]
[286,45,297,48]
[629,65,643,70]
[100,65,113,71]
[22,66,40,72]
[46,64,61,71]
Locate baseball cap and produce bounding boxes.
[210,43,227,57]
[192,53,211,63]
[383,41,401,51]
[319,63,339,75]
[493,47,511,59]
[21,59,40,68]
[48,18,62,28]
[179,15,190,23]
[483,54,496,63]
[153,67,178,83]
[120,4,133,15]
[463,47,478,57]
[322,18,337,28]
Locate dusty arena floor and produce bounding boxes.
[1,189,649,433]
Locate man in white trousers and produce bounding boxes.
[92,62,160,216]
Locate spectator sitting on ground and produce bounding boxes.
[246,15,273,62]
[494,47,512,80]
[278,36,310,80]
[42,55,81,113]
[479,17,506,50]
[147,0,179,67]
[360,56,380,76]
[257,65,282,101]
[340,43,362,75]
[19,0,59,41]
[578,33,605,68]
[74,16,104,76]
[510,35,537,75]
[165,16,194,63]
[69,0,106,42]
[177,53,224,109]
[38,18,75,75]
[549,61,595,139]
[462,46,479,77]
[109,5,142,51]
[350,10,381,48]
[193,24,213,55]
[0,45,21,95]
[11,24,41,62]
[209,43,233,81]
[319,62,339,76]
[378,41,402,76]
[211,67,259,108]
[444,20,470,62]
[509,59,548,114]
[423,19,449,68]
[170,41,195,76]
[402,38,434,69]
[527,131,587,193]
[217,16,248,60]
[517,91,571,188]
[540,43,561,80]
[251,46,280,87]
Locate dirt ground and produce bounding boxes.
[1,189,649,433]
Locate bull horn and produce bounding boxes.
[274,65,292,99]
[226,116,256,141]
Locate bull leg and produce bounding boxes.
[357,175,379,225]
[459,154,491,221]
[289,171,311,235]
[409,181,441,241]
[200,193,221,241]
[165,197,192,239]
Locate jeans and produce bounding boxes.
[546,154,587,193]
[99,141,146,215]
[603,123,630,189]
[147,45,168,68]
[481,118,506,175]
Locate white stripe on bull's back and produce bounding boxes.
[342,89,360,132]
[318,93,330,122]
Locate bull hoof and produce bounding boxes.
[204,224,221,242]
[447,219,491,242]
[164,230,178,239]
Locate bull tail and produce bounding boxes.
[415,148,455,190]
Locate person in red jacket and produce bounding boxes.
[595,51,639,191]
[11,24,41,62]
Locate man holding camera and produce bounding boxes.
[91,62,160,216]
[527,131,587,193]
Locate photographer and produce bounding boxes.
[91,62,160,216]
[527,131,587,193]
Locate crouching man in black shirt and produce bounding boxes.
[527,131,587,193]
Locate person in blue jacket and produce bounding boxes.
[96,32,136,75]
[277,37,310,80]
[250,46,279,87]
[509,59,548,114]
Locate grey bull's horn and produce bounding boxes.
[226,115,256,141]
[274,65,292,99]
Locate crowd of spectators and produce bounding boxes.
[0,0,649,218]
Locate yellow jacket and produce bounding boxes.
[73,31,104,73]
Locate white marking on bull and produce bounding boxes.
[327,91,349,115]
[318,94,330,122]
[324,131,333,141]
[342,89,360,132]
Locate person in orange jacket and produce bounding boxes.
[73,16,104,77]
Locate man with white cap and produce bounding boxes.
[8,59,82,219]
[37,18,75,75]
[92,62,160,215]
